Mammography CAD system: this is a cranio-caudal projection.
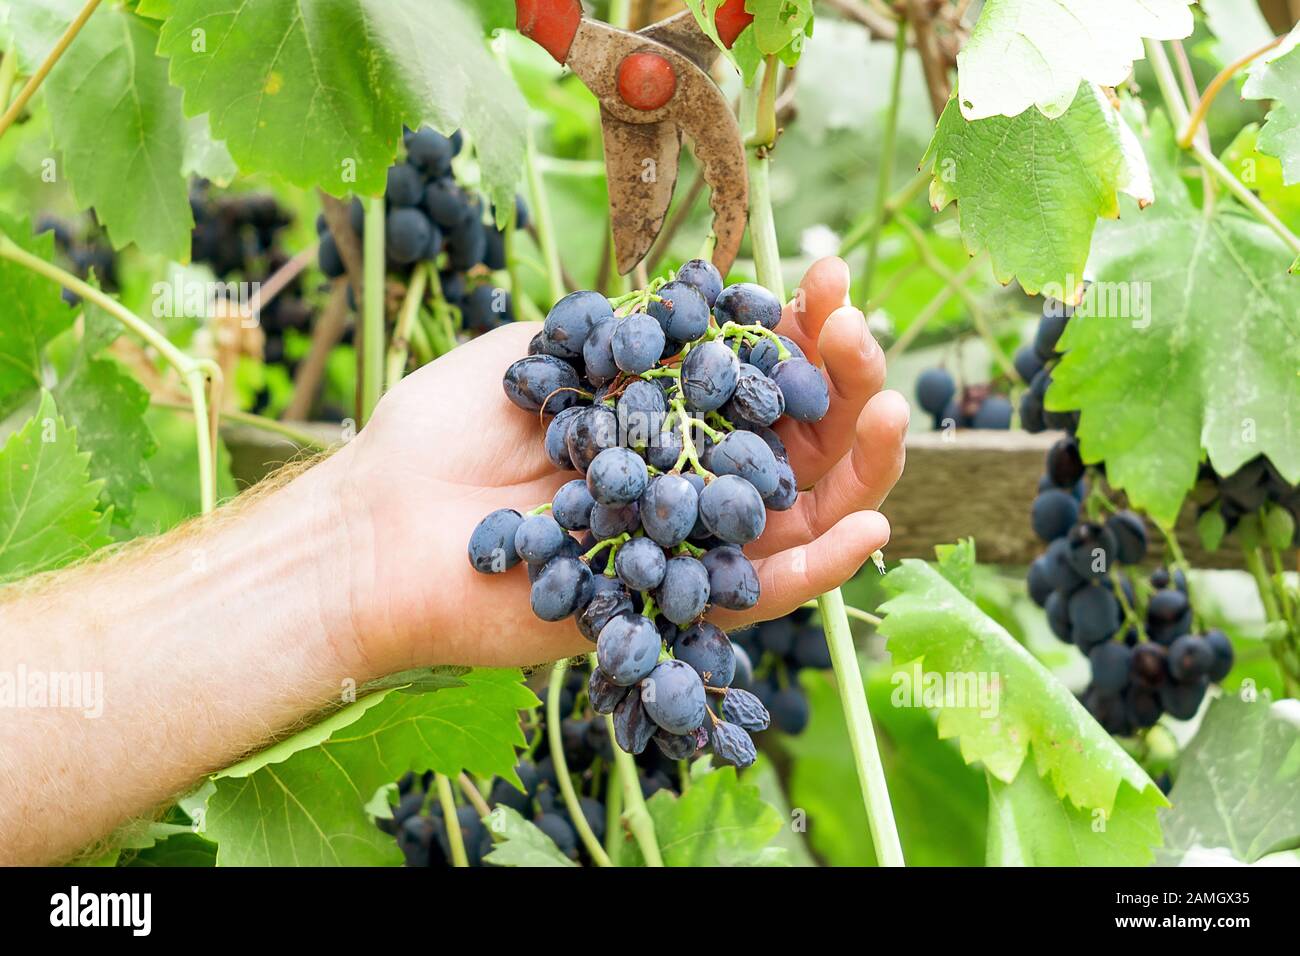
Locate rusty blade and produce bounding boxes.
[600,114,682,275]
[568,19,748,276]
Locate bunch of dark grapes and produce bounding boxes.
[728,607,831,734]
[469,262,834,769]
[914,367,1012,430]
[1014,296,1080,436]
[1022,300,1233,734]
[316,126,526,336]
[379,661,686,867]
[189,184,312,377]
[36,214,119,304]
[1190,456,1300,548]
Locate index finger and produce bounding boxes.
[774,257,851,366]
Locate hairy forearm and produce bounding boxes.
[0,449,377,865]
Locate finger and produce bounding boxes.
[750,390,909,558]
[776,304,886,487]
[775,257,850,364]
[709,510,891,631]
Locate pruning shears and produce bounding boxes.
[516,0,753,276]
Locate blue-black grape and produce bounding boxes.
[1067,584,1120,649]
[582,317,619,385]
[720,687,770,731]
[1034,305,1071,361]
[588,666,628,714]
[1204,628,1233,682]
[681,341,739,412]
[915,367,956,417]
[1167,634,1213,681]
[699,545,758,610]
[674,258,723,307]
[1026,554,1055,607]
[793,626,831,669]
[1046,437,1084,488]
[1013,344,1043,383]
[652,728,698,759]
[503,355,581,414]
[565,405,618,472]
[1089,641,1131,693]
[731,642,754,688]
[767,687,809,734]
[770,358,829,422]
[1106,510,1147,564]
[710,721,757,768]
[387,208,436,265]
[468,509,524,573]
[586,447,648,505]
[597,612,662,685]
[646,425,683,471]
[1147,588,1192,645]
[552,479,595,531]
[514,514,566,564]
[640,659,707,734]
[530,556,594,621]
[614,536,667,590]
[1066,521,1117,580]
[639,474,699,547]
[972,395,1012,429]
[652,555,711,625]
[706,430,780,496]
[405,127,454,176]
[698,474,766,545]
[578,588,634,644]
[763,459,798,511]
[612,691,657,754]
[612,313,666,374]
[714,282,781,330]
[1031,489,1079,542]
[1045,589,1072,642]
[590,501,640,539]
[725,364,785,426]
[423,180,465,227]
[543,289,611,359]
[534,814,578,859]
[1159,679,1207,720]
[648,280,711,342]
[748,335,803,375]
[673,621,736,686]
[386,163,425,207]
[1131,642,1169,688]
[616,380,666,445]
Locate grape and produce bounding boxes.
[578,588,634,644]
[763,459,798,511]
[386,162,425,207]
[1034,306,1071,361]
[590,501,640,539]
[406,127,454,176]
[597,613,663,685]
[755,617,795,656]
[653,556,711,625]
[565,405,619,472]
[748,335,803,375]
[648,280,711,342]
[1046,437,1084,488]
[1084,689,1130,736]
[1066,521,1118,579]
[639,474,699,548]
[915,367,956,417]
[1106,510,1147,564]
[673,622,736,686]
[674,258,723,307]
[612,692,657,755]
[725,364,785,426]
[706,430,780,496]
[698,474,766,545]
[1149,567,1188,593]
[713,282,781,330]
[640,659,707,734]
[1130,642,1169,688]
[1045,589,1072,642]
[318,233,344,278]
[700,545,759,610]
[972,394,1012,429]
[423,180,465,227]
[581,316,619,386]
[552,479,595,531]
[710,721,758,768]
[1031,489,1079,542]
[530,557,594,622]
[503,355,582,414]
[793,626,832,668]
[1019,389,1046,433]
[1089,641,1132,693]
[1147,589,1192,645]
[514,514,566,564]
[721,688,770,731]
[1026,554,1055,606]
[614,536,667,590]
[771,358,830,421]
[387,208,435,264]
[468,509,524,573]
[768,687,810,734]
[535,814,578,859]
[1167,634,1213,682]
[646,425,684,472]
[731,641,754,688]
[462,285,512,332]
[612,313,666,374]
[681,341,740,412]
[1013,344,1044,383]
[1124,686,1162,729]
[588,666,628,715]
[586,447,648,505]
[1204,628,1234,682]
[653,728,699,759]
[1159,679,1207,720]
[616,380,667,446]
[1067,585,1120,649]
[543,290,610,359]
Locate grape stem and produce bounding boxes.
[670,399,715,477]
[384,265,428,390]
[583,532,629,563]
[1177,35,1286,149]
[0,0,103,143]
[457,772,493,819]
[360,197,386,424]
[801,598,883,628]
[745,65,905,866]
[604,713,665,867]
[434,773,468,867]
[713,320,791,362]
[548,660,614,866]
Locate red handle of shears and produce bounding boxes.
[515,0,754,64]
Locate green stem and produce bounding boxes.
[839,170,929,256]
[860,24,908,306]
[0,0,103,143]
[1144,40,1192,131]
[0,49,17,115]
[1190,140,1300,259]
[818,588,905,866]
[361,197,386,424]
[605,713,664,866]
[582,532,629,562]
[801,599,882,628]
[548,661,613,866]
[385,265,428,390]
[434,773,468,867]
[526,123,566,304]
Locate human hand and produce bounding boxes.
[328,257,907,673]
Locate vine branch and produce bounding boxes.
[0,0,103,143]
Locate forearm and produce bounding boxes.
[0,449,376,865]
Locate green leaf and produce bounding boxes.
[181,113,238,187]
[0,392,110,582]
[54,358,156,519]
[3,1,193,259]
[158,0,527,224]
[0,215,74,418]
[1157,695,1300,865]
[200,669,536,865]
[956,0,1194,120]
[1243,26,1300,185]
[987,764,1163,866]
[129,408,236,536]
[924,84,1152,299]
[133,0,175,18]
[682,0,760,84]
[1050,112,1300,526]
[482,805,578,868]
[623,764,786,866]
[751,0,811,58]
[1199,0,1276,66]
[1220,124,1300,234]
[124,832,217,867]
[1197,507,1226,552]
[878,548,1166,825]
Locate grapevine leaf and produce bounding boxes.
[0,215,74,418]
[200,669,536,866]
[0,392,110,583]
[751,0,812,59]
[1156,696,1300,865]
[482,806,578,868]
[181,114,238,187]
[987,764,1163,866]
[1243,26,1300,185]
[1050,112,1300,526]
[956,0,1194,120]
[924,83,1152,299]
[878,548,1166,826]
[625,764,786,866]
[54,358,156,519]
[682,0,760,83]
[125,833,217,867]
[2,1,193,259]
[158,0,527,225]
[133,0,175,18]
[1220,124,1300,234]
